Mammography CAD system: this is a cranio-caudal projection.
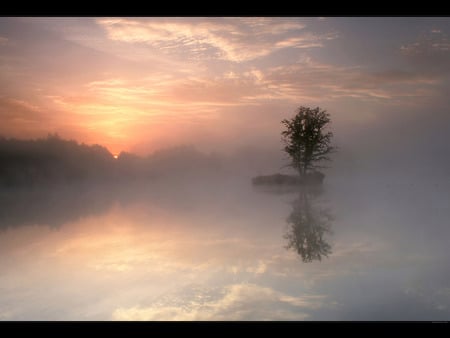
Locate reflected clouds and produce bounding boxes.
[0,179,333,320]
[1,176,450,320]
[112,283,326,321]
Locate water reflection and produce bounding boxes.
[0,182,176,231]
[284,187,333,262]
[1,177,450,320]
[0,185,116,230]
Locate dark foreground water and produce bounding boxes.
[0,173,449,320]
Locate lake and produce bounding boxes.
[1,172,449,320]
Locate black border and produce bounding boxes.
[0,321,448,335]
[1,3,450,332]
[1,1,450,16]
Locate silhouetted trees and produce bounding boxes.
[0,135,222,187]
[281,106,335,177]
[0,134,115,186]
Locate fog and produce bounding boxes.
[0,131,449,321]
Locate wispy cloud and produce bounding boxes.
[1,17,449,155]
[0,97,42,116]
[401,30,450,54]
[0,96,54,137]
[400,30,450,76]
[96,18,334,63]
[261,59,439,103]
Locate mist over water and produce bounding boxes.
[1,143,450,321]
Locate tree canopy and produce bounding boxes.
[281,106,335,176]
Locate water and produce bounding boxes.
[0,174,449,320]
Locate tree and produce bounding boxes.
[281,106,335,177]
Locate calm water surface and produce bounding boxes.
[1,174,449,320]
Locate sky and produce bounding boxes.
[1,17,450,160]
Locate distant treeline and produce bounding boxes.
[0,134,221,187]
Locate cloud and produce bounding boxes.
[0,96,42,117]
[0,96,55,137]
[38,50,440,154]
[234,17,306,35]
[96,18,334,63]
[78,57,438,119]
[112,283,326,320]
[275,36,323,49]
[261,59,439,103]
[400,30,450,75]
[2,17,447,157]
[401,30,450,54]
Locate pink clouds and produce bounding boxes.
[0,17,449,156]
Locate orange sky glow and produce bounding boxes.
[1,17,449,156]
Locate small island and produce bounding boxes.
[252,106,335,188]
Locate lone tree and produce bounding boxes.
[281,106,335,177]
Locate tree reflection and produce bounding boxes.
[284,190,332,262]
